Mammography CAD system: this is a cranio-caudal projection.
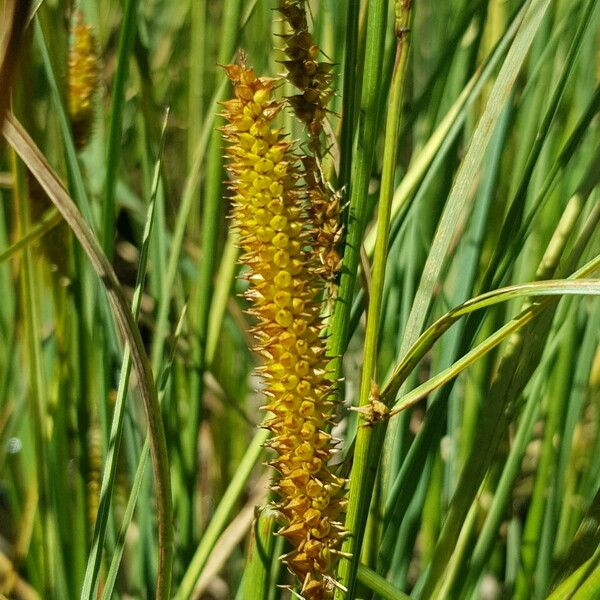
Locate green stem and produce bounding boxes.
[241,507,278,600]
[335,2,412,596]
[184,0,243,557]
[101,0,139,257]
[338,0,361,192]
[11,148,53,599]
[326,0,389,365]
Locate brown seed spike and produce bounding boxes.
[277,0,342,292]
[221,59,345,599]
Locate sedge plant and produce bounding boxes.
[1,1,600,599]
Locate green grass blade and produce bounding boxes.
[336,3,412,595]
[356,563,411,600]
[173,428,269,600]
[100,0,139,257]
[80,112,168,600]
[382,0,552,505]
[2,113,173,600]
[0,207,61,264]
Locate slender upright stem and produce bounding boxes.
[335,3,413,596]
[101,0,139,257]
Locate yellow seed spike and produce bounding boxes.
[221,58,345,599]
[68,12,98,148]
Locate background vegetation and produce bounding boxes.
[1,0,600,598]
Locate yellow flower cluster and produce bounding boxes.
[68,13,98,147]
[221,62,346,599]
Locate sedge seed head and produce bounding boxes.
[68,12,98,147]
[222,58,345,599]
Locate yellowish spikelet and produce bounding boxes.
[68,12,98,148]
[86,419,102,530]
[277,1,341,288]
[221,60,346,599]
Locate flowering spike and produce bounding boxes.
[68,12,98,148]
[277,0,332,149]
[277,1,342,290]
[221,60,345,599]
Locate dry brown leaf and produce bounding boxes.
[0,0,32,127]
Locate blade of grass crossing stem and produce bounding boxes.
[356,563,411,600]
[80,112,169,600]
[336,3,412,596]
[2,114,173,600]
[100,0,138,257]
[184,0,243,556]
[379,279,597,408]
[0,207,61,263]
[381,0,552,502]
[387,281,600,415]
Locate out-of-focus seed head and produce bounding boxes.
[68,12,98,147]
